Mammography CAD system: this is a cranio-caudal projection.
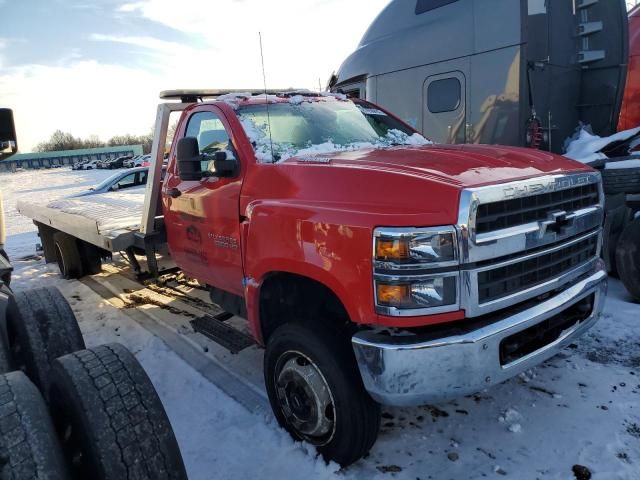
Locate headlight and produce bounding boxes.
[373,226,460,316]
[374,227,458,269]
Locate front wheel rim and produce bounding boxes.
[274,351,336,446]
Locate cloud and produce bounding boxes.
[0,60,161,152]
[0,1,391,152]
[90,33,188,55]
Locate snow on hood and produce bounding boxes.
[564,125,640,164]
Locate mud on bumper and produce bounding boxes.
[352,263,608,407]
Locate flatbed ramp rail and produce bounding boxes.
[16,100,189,276]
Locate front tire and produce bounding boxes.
[264,323,380,466]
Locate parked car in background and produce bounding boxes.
[79,160,99,170]
[96,158,112,169]
[106,155,131,169]
[123,155,141,168]
[72,159,89,170]
[124,154,151,168]
[68,166,165,198]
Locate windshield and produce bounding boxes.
[236,99,430,163]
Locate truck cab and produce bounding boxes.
[159,90,607,465]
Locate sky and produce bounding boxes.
[0,0,390,152]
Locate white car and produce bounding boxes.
[80,160,99,170]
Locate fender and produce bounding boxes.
[241,201,375,344]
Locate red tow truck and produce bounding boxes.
[18,90,607,466]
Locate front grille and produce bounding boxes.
[499,294,594,365]
[475,183,599,234]
[478,235,598,303]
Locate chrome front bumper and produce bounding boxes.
[352,263,608,407]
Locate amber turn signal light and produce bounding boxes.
[376,283,411,307]
[375,238,409,261]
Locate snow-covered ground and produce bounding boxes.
[1,169,639,480]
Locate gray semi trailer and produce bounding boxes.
[330,0,628,153]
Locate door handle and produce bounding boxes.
[168,188,182,198]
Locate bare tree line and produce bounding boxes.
[34,122,179,155]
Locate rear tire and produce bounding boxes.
[49,344,187,480]
[79,242,102,275]
[616,218,640,301]
[264,323,381,466]
[53,232,84,279]
[0,372,69,480]
[7,287,85,398]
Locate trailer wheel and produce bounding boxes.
[264,323,380,466]
[53,232,84,279]
[616,218,640,301]
[7,287,85,398]
[78,242,102,275]
[0,371,69,480]
[602,165,640,195]
[49,344,187,480]
[0,248,10,287]
[36,223,58,264]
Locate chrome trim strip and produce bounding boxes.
[462,257,597,317]
[352,265,607,406]
[469,229,599,273]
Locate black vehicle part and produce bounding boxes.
[602,204,634,276]
[0,371,69,480]
[53,232,84,279]
[78,241,103,275]
[0,285,11,373]
[616,218,640,302]
[602,163,640,195]
[7,287,85,398]
[36,222,58,264]
[264,323,380,467]
[0,248,11,286]
[49,344,188,480]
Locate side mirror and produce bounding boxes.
[110,184,120,191]
[176,137,203,181]
[0,109,18,161]
[213,151,239,177]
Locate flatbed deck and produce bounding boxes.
[17,187,147,252]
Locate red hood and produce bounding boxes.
[285,144,593,189]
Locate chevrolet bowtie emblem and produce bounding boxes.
[539,211,573,237]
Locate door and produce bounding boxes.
[422,70,467,144]
[163,105,245,296]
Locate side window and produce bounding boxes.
[185,111,235,174]
[415,0,458,15]
[137,171,148,186]
[116,173,137,190]
[427,78,461,113]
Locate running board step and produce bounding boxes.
[191,315,255,354]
